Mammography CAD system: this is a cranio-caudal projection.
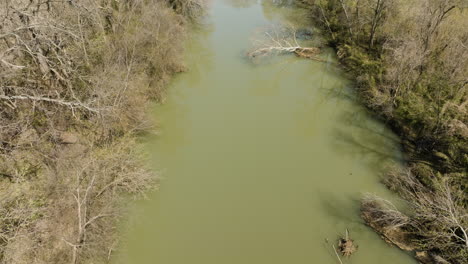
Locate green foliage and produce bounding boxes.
[299,0,468,262]
[338,44,383,76]
[410,163,438,189]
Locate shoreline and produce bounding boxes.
[294,1,467,263]
[0,1,201,262]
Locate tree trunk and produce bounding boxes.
[369,0,384,49]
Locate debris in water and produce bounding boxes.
[338,229,358,257]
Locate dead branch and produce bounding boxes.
[332,244,344,264]
[362,194,411,230]
[247,25,323,61]
[363,165,468,260]
[65,169,113,264]
[338,229,357,257]
[0,94,98,113]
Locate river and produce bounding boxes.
[117,1,416,263]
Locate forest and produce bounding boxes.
[0,0,201,262]
[297,0,467,263]
[0,0,466,263]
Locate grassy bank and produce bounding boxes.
[293,0,467,263]
[0,0,201,263]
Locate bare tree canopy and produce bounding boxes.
[0,0,199,263]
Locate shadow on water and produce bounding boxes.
[320,78,402,149]
[323,82,357,102]
[337,110,401,145]
[317,191,363,224]
[323,81,404,170]
[331,127,403,170]
[315,192,374,263]
[183,28,216,84]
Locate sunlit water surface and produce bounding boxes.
[116,1,416,263]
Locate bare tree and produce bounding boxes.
[338,0,354,38]
[370,166,468,262]
[0,0,187,263]
[315,0,336,40]
[420,0,460,53]
[362,194,411,231]
[63,167,112,264]
[368,0,388,49]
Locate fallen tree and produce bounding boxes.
[361,165,468,264]
[247,25,324,62]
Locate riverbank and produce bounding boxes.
[294,0,467,263]
[0,0,201,263]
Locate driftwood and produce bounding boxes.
[0,95,98,113]
[248,46,320,57]
[326,229,358,264]
[332,244,344,264]
[248,46,325,62]
[247,26,325,62]
[338,229,357,257]
[294,47,323,60]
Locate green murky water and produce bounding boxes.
[117,1,416,263]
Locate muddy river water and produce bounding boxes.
[117,1,416,263]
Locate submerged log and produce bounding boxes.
[293,47,320,58]
[247,46,300,58]
[247,46,323,61]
